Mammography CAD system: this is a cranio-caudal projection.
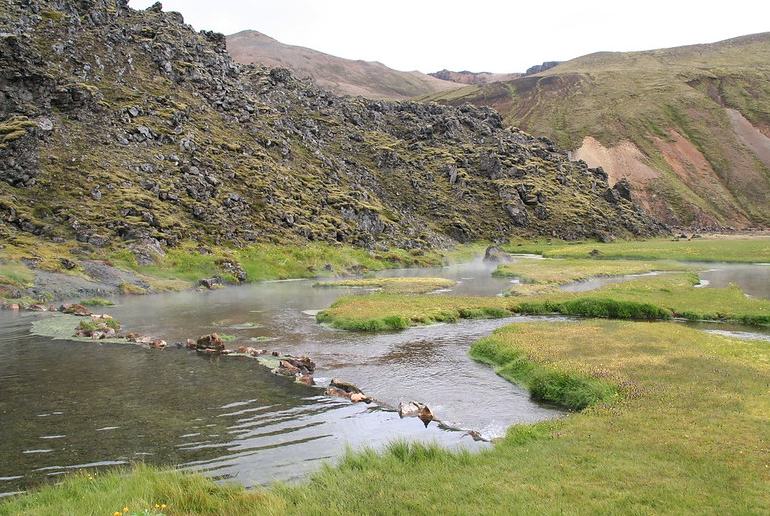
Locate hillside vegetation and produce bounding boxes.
[423,33,770,229]
[0,0,662,300]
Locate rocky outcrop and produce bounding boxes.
[0,0,663,260]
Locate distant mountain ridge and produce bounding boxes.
[226,30,459,100]
[422,33,770,229]
[428,69,520,85]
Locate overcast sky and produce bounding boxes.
[129,0,769,73]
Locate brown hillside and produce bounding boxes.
[226,30,459,100]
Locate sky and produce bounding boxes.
[129,0,770,73]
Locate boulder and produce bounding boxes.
[198,277,221,289]
[196,333,224,351]
[149,339,167,349]
[483,245,510,263]
[418,405,434,427]
[328,378,363,394]
[60,304,92,316]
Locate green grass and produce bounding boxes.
[493,256,690,284]
[316,272,770,329]
[107,242,481,287]
[80,297,115,307]
[7,321,770,514]
[0,261,34,288]
[502,236,770,263]
[316,294,514,331]
[422,34,770,227]
[314,277,456,294]
[519,273,770,326]
[78,318,121,332]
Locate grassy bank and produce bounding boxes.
[493,257,690,285]
[317,294,513,331]
[502,236,770,263]
[112,242,453,284]
[519,273,770,326]
[0,242,486,304]
[316,273,770,329]
[6,321,769,514]
[314,277,456,294]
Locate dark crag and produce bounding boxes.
[0,0,663,257]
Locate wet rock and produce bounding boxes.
[328,378,363,394]
[398,401,434,426]
[149,338,167,349]
[27,303,48,311]
[60,304,92,316]
[398,401,421,418]
[418,405,434,427]
[273,356,315,378]
[296,374,315,386]
[196,333,224,351]
[198,277,221,289]
[325,378,371,402]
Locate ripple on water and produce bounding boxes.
[0,259,570,494]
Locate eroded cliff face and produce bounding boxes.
[0,0,662,258]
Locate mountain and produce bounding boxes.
[421,34,770,229]
[226,30,459,100]
[429,69,520,85]
[0,0,662,268]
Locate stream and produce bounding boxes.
[0,257,767,496]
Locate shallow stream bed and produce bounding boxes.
[1,257,767,496]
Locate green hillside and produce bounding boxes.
[422,33,770,228]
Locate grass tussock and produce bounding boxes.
[79,297,115,307]
[7,321,770,513]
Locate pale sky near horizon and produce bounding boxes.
[129,0,769,73]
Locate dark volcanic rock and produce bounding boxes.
[0,0,664,256]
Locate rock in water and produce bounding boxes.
[196,333,224,351]
[398,401,422,418]
[418,405,434,427]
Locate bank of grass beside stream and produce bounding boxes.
[317,273,770,330]
[6,321,769,514]
[0,242,488,306]
[493,257,691,285]
[314,277,456,295]
[502,235,770,263]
